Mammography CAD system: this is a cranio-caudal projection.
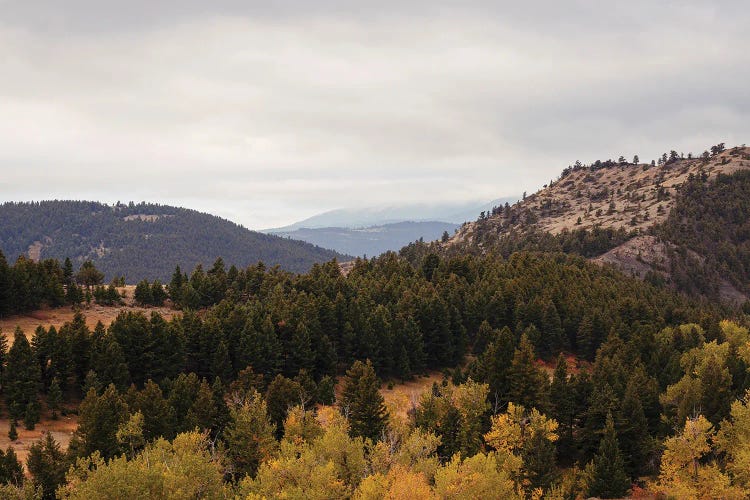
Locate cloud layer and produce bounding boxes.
[1,1,748,228]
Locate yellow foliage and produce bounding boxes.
[354,466,436,500]
[58,432,230,500]
[717,390,750,490]
[652,415,744,499]
[433,452,522,500]
[242,441,348,500]
[484,402,559,454]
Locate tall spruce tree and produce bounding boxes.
[340,359,388,441]
[587,412,630,498]
[508,333,550,412]
[27,432,67,500]
[5,328,40,422]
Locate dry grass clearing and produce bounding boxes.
[0,286,177,339]
[0,407,78,465]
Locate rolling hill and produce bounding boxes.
[0,201,349,281]
[439,144,750,304]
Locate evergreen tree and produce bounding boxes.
[168,265,185,305]
[225,390,277,479]
[472,320,494,355]
[540,300,564,355]
[133,280,153,306]
[89,330,129,391]
[150,279,167,305]
[0,446,23,486]
[5,328,40,422]
[8,422,17,441]
[0,333,8,390]
[550,353,575,460]
[617,379,652,477]
[72,385,128,459]
[210,377,230,437]
[340,359,389,441]
[247,315,282,380]
[265,375,304,437]
[129,380,175,442]
[211,340,233,383]
[587,413,630,498]
[23,401,40,430]
[27,432,67,500]
[47,378,62,420]
[184,379,216,435]
[477,326,514,410]
[508,334,550,412]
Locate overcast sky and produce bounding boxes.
[1,1,748,229]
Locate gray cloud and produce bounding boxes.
[0,1,748,228]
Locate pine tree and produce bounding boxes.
[7,422,17,441]
[5,328,40,422]
[247,315,282,380]
[478,326,514,409]
[47,377,62,420]
[150,279,167,306]
[211,340,233,383]
[340,359,389,441]
[550,353,575,460]
[134,279,153,306]
[576,315,596,360]
[23,401,40,430]
[265,375,304,436]
[90,331,129,391]
[185,379,216,434]
[73,384,128,459]
[1,446,23,485]
[225,390,277,479]
[288,323,315,375]
[27,432,67,500]
[0,333,8,389]
[617,378,652,477]
[508,334,550,412]
[587,413,630,498]
[130,380,175,441]
[540,300,564,355]
[472,320,494,355]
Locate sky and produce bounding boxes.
[1,1,748,229]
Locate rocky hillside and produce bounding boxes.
[448,144,750,304]
[0,201,349,281]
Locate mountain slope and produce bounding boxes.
[0,201,349,281]
[445,145,750,303]
[273,221,459,257]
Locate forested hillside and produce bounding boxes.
[0,249,748,498]
[439,144,750,304]
[0,201,348,281]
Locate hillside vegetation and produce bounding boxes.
[0,201,348,281]
[0,248,748,498]
[443,144,750,303]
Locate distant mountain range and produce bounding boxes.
[266,198,517,232]
[0,201,350,281]
[273,221,460,258]
[264,198,517,257]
